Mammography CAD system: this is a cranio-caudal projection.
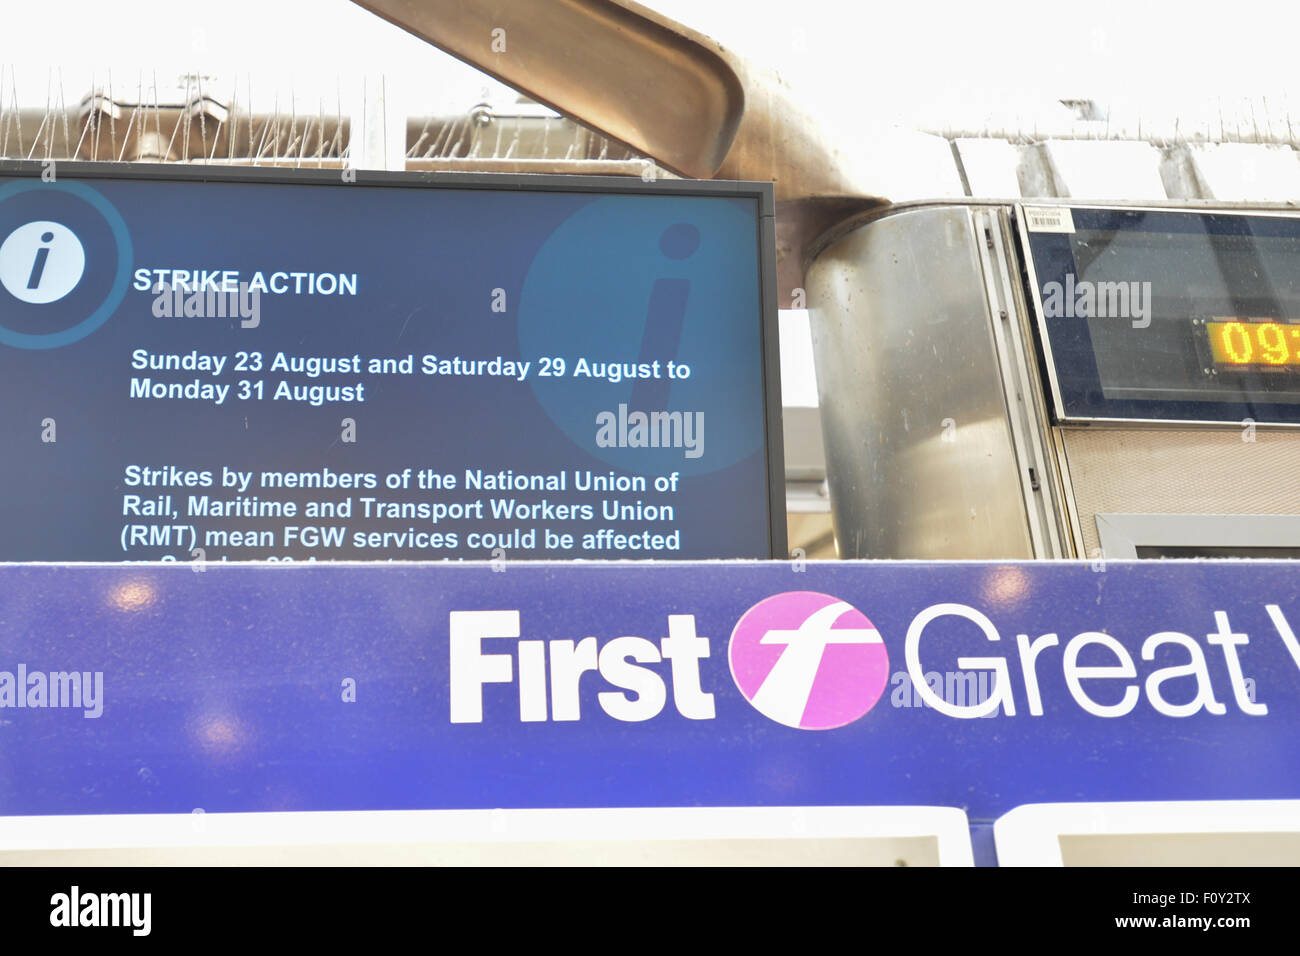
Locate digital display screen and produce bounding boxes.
[1023,206,1300,423]
[1206,319,1300,369]
[0,165,783,562]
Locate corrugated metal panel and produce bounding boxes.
[954,138,1021,198]
[1190,142,1300,201]
[0,70,650,174]
[1041,139,1167,199]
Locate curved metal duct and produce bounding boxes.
[349,0,885,296]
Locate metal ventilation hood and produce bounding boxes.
[349,0,886,297]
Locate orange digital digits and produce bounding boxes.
[1208,319,1300,368]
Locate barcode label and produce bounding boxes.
[1023,206,1075,233]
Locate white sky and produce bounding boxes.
[4,0,1300,123]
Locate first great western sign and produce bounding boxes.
[0,560,1296,820]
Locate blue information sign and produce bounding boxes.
[0,164,784,562]
[0,560,1297,821]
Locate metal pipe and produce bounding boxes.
[349,0,885,296]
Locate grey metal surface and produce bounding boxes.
[347,0,885,301]
[1095,513,1300,559]
[975,207,1068,558]
[1057,426,1300,556]
[806,205,1033,559]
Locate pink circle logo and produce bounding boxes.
[728,591,890,730]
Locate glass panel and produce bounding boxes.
[1025,207,1300,422]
